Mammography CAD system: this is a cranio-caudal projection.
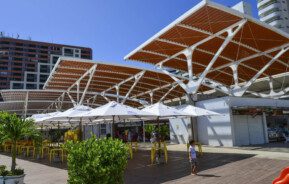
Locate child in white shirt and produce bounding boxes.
[189,140,198,175]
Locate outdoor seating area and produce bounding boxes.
[3,0,289,183]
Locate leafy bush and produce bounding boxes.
[65,137,128,184]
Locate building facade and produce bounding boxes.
[0,37,92,91]
[257,0,289,33]
[232,1,253,16]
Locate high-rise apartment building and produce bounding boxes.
[257,0,289,33]
[0,36,92,91]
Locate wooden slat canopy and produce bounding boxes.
[124,0,289,94]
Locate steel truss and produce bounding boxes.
[151,18,289,98]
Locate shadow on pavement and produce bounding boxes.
[125,150,255,184]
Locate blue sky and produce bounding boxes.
[0,0,258,69]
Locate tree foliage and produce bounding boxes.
[0,111,40,172]
[65,137,128,184]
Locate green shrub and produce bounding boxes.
[65,137,128,184]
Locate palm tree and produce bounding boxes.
[0,112,40,172]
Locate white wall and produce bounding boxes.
[169,117,191,144]
[196,97,233,147]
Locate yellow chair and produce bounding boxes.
[21,142,35,157]
[4,141,12,152]
[41,140,51,158]
[49,148,64,163]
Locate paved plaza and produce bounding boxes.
[1,144,289,184]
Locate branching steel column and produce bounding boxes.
[116,86,120,102]
[149,92,153,105]
[233,46,289,96]
[187,19,246,94]
[67,92,77,106]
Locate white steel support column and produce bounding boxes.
[101,92,111,102]
[23,91,29,118]
[230,64,239,87]
[233,46,289,96]
[149,92,153,104]
[187,19,246,94]
[76,82,80,104]
[184,49,194,82]
[67,92,77,106]
[79,64,97,105]
[116,86,120,103]
[157,19,246,95]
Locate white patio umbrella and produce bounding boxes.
[30,111,62,123]
[141,102,192,158]
[71,101,155,137]
[178,105,220,116]
[45,105,93,140]
[47,105,93,121]
[141,102,191,118]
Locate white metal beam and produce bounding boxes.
[232,46,289,96]
[121,71,145,104]
[79,64,97,105]
[23,91,29,118]
[159,83,178,102]
[186,19,247,94]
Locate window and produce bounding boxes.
[40,75,48,83]
[39,84,44,89]
[64,48,74,57]
[0,66,8,70]
[26,83,37,89]
[12,83,23,89]
[40,65,50,73]
[26,73,37,82]
[52,56,59,64]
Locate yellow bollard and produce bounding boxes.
[127,143,133,159]
[151,147,155,164]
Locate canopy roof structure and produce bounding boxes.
[41,57,187,111]
[125,0,289,98]
[0,58,189,116]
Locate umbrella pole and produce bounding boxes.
[57,121,60,146]
[157,117,161,159]
[143,120,145,143]
[79,118,83,141]
[112,115,115,138]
